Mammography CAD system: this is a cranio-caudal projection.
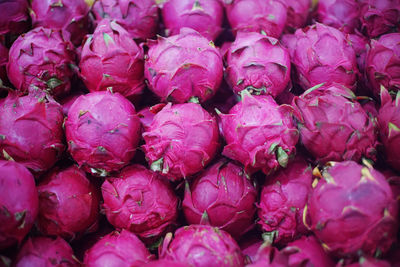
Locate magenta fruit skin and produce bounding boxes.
[142,102,219,181]
[0,160,38,249]
[65,91,141,177]
[0,0,29,35]
[183,160,257,239]
[102,164,178,243]
[144,28,223,103]
[224,31,291,98]
[162,0,224,41]
[79,19,145,99]
[308,161,399,257]
[7,27,76,98]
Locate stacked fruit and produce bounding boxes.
[0,0,399,266]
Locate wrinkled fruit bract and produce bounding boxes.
[80,19,145,99]
[37,165,100,239]
[15,236,79,267]
[142,102,219,181]
[281,23,359,91]
[224,0,287,39]
[284,0,311,32]
[162,0,224,41]
[378,87,400,172]
[92,0,159,41]
[83,230,154,267]
[102,164,178,243]
[183,160,257,239]
[65,91,141,177]
[257,156,312,244]
[219,93,299,175]
[0,89,65,173]
[7,27,76,98]
[159,225,245,267]
[144,28,223,103]
[0,161,38,249]
[292,84,378,164]
[224,31,291,97]
[308,161,398,257]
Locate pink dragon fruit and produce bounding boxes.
[183,160,257,239]
[224,31,291,97]
[80,19,145,100]
[378,88,400,172]
[284,0,311,32]
[142,102,219,181]
[37,165,100,239]
[307,161,399,257]
[219,92,299,175]
[15,236,79,267]
[144,28,223,103]
[7,27,76,98]
[366,33,400,97]
[281,236,335,267]
[102,164,178,243]
[359,0,400,38]
[292,84,378,164]
[0,0,29,35]
[65,91,141,177]
[137,104,166,131]
[239,235,263,264]
[0,161,38,249]
[346,32,369,76]
[224,0,287,39]
[92,0,158,41]
[30,0,92,46]
[161,0,224,40]
[0,43,8,84]
[0,89,65,173]
[246,241,289,266]
[144,260,190,267]
[281,23,359,91]
[257,156,312,244]
[159,225,245,267]
[316,0,361,34]
[84,230,154,266]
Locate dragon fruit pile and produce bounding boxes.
[1,0,400,266]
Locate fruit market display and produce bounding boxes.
[1,0,400,266]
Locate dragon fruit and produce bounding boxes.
[159,225,245,267]
[246,241,289,266]
[84,230,154,266]
[65,91,141,177]
[240,235,263,264]
[292,84,378,164]
[144,28,223,103]
[378,88,400,172]
[359,0,400,38]
[161,0,224,40]
[137,104,166,131]
[224,0,287,39]
[183,160,257,239]
[281,236,335,267]
[144,260,190,267]
[307,161,399,257]
[0,43,8,84]
[30,0,92,46]
[80,19,145,100]
[0,0,29,35]
[7,27,76,98]
[257,156,312,244]
[224,31,291,97]
[142,102,219,181]
[92,0,158,41]
[0,89,65,173]
[0,161,38,249]
[15,236,79,267]
[102,164,178,243]
[346,32,369,76]
[284,0,311,32]
[37,165,100,239]
[366,33,400,97]
[281,23,359,91]
[219,92,299,175]
[316,0,361,34]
